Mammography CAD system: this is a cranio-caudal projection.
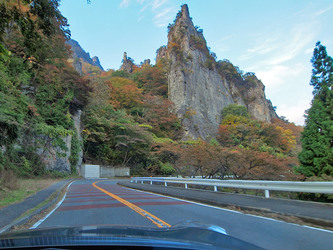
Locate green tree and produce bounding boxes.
[298,42,333,177]
[221,104,249,118]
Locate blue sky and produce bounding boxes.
[59,0,333,125]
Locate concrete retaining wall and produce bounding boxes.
[81,164,100,178]
[81,165,130,178]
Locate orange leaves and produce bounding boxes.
[100,69,114,78]
[27,105,39,117]
[217,116,297,155]
[217,125,233,146]
[177,141,298,180]
[142,94,180,138]
[134,63,168,96]
[168,42,180,50]
[107,77,143,110]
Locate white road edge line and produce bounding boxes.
[30,180,76,229]
[121,186,333,234]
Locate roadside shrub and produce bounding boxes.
[0,169,19,191]
[160,162,176,175]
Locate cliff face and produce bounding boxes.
[157,4,278,140]
[227,73,278,122]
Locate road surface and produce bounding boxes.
[34,179,333,249]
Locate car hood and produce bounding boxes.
[0,222,263,249]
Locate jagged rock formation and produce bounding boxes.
[142,59,151,66]
[156,4,278,140]
[67,39,104,73]
[92,56,102,69]
[120,52,134,73]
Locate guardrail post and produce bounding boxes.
[141,180,143,184]
[135,180,137,184]
[214,186,217,192]
[265,190,270,198]
[165,182,167,187]
[185,183,188,189]
[150,181,153,185]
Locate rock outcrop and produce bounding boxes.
[157,4,278,140]
[142,59,151,66]
[120,52,134,73]
[92,56,103,70]
[67,39,104,73]
[72,109,83,173]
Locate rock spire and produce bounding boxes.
[156,4,278,140]
[120,52,134,73]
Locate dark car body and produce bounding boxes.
[0,223,263,249]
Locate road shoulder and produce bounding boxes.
[0,179,72,233]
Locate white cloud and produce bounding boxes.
[119,0,130,8]
[119,0,174,27]
[244,21,316,68]
[305,48,313,55]
[153,7,174,27]
[255,63,306,89]
[246,37,278,55]
[152,0,168,10]
[137,15,145,22]
[210,35,233,55]
[256,65,291,88]
[277,99,311,126]
[314,5,333,17]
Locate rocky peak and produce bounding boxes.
[67,39,104,72]
[142,59,151,67]
[92,56,104,71]
[156,4,278,140]
[181,4,190,19]
[120,52,134,73]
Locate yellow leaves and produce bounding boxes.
[82,129,91,135]
[221,114,249,125]
[139,124,153,130]
[107,77,143,110]
[275,126,296,152]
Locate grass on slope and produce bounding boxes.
[0,178,62,209]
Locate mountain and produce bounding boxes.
[67,39,104,74]
[156,4,278,140]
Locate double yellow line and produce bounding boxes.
[93,181,171,228]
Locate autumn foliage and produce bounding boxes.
[82,57,301,181]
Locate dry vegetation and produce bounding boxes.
[0,170,62,208]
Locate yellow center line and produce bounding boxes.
[92,181,171,228]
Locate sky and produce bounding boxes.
[59,0,333,126]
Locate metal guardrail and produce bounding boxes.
[131,177,333,198]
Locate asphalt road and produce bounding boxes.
[34,179,333,250]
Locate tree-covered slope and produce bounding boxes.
[0,0,90,179]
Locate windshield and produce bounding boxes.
[0,1,333,250]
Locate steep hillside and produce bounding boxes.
[157,5,278,140]
[0,1,90,177]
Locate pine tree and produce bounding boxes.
[298,42,333,177]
